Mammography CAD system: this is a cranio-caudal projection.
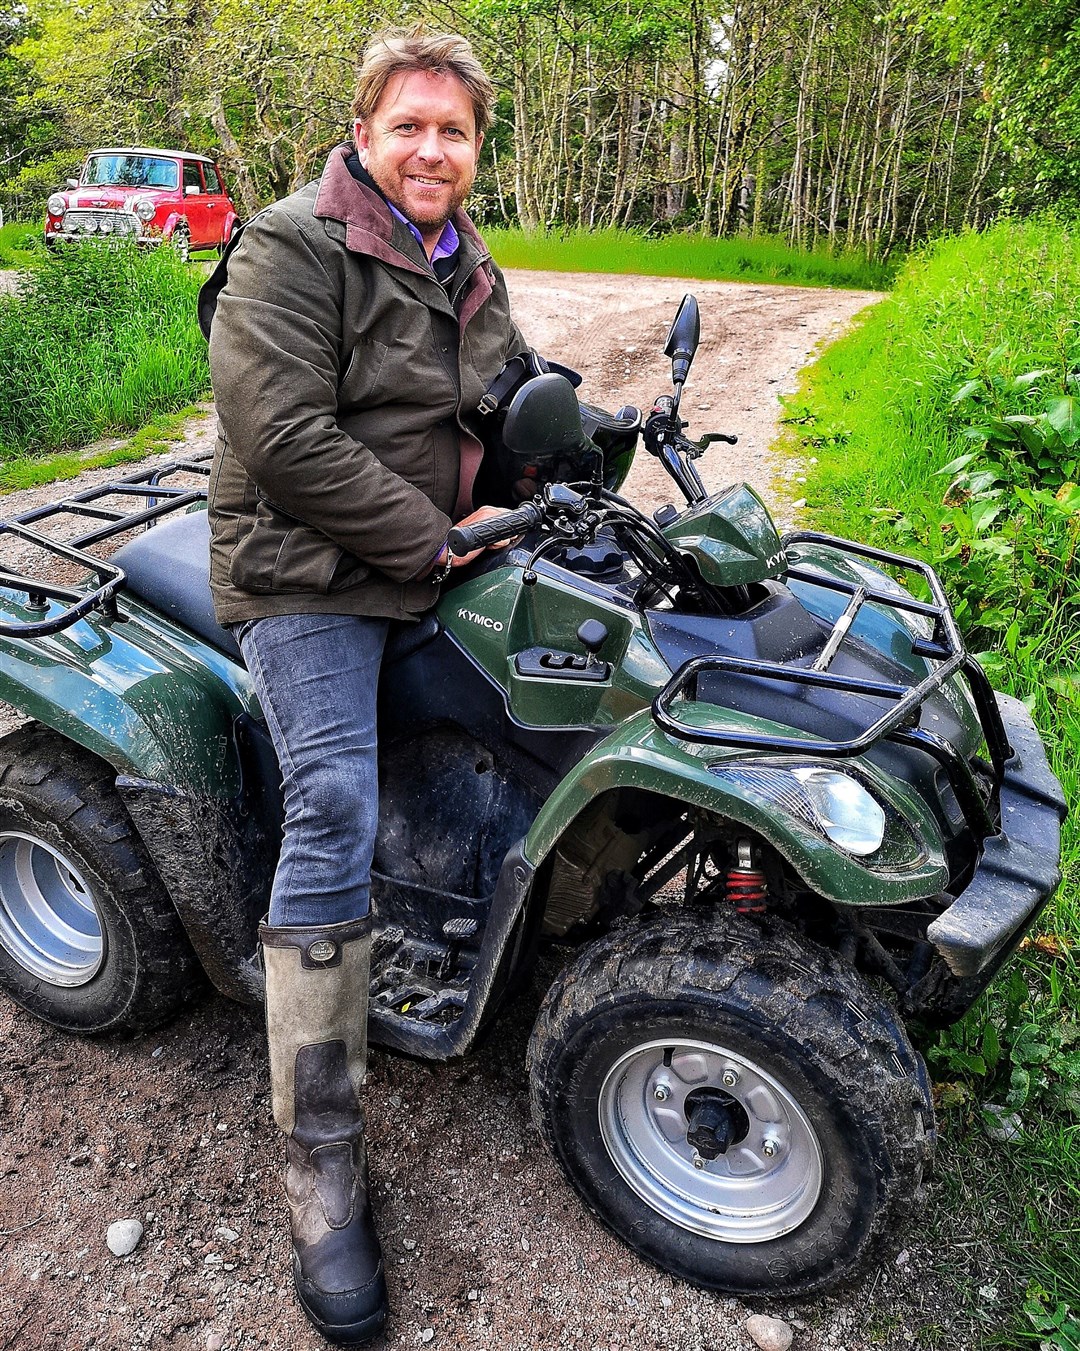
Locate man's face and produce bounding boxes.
[355,70,483,251]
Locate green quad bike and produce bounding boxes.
[0,296,1065,1298]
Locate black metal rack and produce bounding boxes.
[0,457,210,637]
[651,530,1012,838]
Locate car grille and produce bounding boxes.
[61,210,141,237]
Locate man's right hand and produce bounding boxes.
[446,504,526,567]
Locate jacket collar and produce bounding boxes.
[312,144,492,291]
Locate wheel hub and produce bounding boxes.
[0,832,104,986]
[684,1087,750,1159]
[598,1037,824,1243]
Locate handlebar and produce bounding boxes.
[447,501,543,556]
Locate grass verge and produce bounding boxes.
[486,227,895,291]
[781,218,1080,1347]
[0,242,209,461]
[0,405,209,493]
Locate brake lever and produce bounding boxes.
[685,430,739,459]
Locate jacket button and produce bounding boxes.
[441,345,449,353]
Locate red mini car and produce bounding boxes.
[45,146,240,260]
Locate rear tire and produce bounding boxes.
[0,724,202,1034]
[528,909,933,1296]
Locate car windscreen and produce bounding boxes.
[82,155,179,190]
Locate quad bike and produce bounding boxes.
[0,296,1065,1297]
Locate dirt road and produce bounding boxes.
[0,273,975,1351]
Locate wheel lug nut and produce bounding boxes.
[653,1084,671,1102]
[762,1137,780,1158]
[692,1152,705,1170]
[722,1069,739,1088]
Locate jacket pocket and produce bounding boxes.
[229,500,343,596]
[338,337,389,408]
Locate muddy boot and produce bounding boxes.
[261,915,388,1346]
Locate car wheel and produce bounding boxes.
[0,724,203,1034]
[171,222,191,263]
[527,909,933,1296]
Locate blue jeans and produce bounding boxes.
[237,613,389,927]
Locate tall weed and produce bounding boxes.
[0,243,208,460]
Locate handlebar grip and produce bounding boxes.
[447,502,542,556]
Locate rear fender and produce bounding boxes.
[524,709,948,909]
[0,599,274,1001]
[0,597,256,791]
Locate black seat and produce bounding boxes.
[112,510,241,658]
[111,510,442,665]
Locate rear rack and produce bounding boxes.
[651,530,1011,838]
[0,457,210,637]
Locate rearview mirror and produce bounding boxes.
[664,294,700,390]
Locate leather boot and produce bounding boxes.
[260,915,388,1346]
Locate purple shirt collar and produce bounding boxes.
[385,201,459,262]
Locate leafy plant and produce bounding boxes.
[782,217,1080,1341]
[1024,1291,1080,1351]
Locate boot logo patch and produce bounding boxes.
[307,940,338,963]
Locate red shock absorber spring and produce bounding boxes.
[725,868,768,913]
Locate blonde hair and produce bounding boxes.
[351,26,495,138]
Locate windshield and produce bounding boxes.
[81,155,179,190]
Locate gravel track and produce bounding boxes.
[0,273,979,1351]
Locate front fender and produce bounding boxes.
[162,211,186,240]
[524,708,948,906]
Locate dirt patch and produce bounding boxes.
[0,274,980,1351]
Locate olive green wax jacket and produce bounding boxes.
[199,144,525,625]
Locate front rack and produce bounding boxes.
[0,457,210,638]
[651,530,1012,839]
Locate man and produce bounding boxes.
[199,28,525,1347]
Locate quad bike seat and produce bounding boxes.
[111,509,240,657]
[110,510,441,665]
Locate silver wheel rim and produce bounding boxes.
[598,1036,824,1243]
[0,832,105,986]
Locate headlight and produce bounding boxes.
[788,767,886,856]
[133,197,156,222]
[710,763,886,857]
[47,193,66,216]
[99,216,114,234]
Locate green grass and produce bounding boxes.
[0,405,208,493]
[782,218,1080,1346]
[0,242,210,461]
[485,227,896,291]
[0,220,42,268]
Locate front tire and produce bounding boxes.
[0,724,202,1034]
[528,910,933,1296]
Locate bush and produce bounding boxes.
[0,242,208,460]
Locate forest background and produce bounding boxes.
[0,0,1077,254]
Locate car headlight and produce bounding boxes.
[47,193,66,217]
[133,197,156,222]
[99,216,114,234]
[710,763,887,857]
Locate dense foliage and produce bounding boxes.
[1,0,1075,253]
[784,219,1080,1343]
[0,243,208,460]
